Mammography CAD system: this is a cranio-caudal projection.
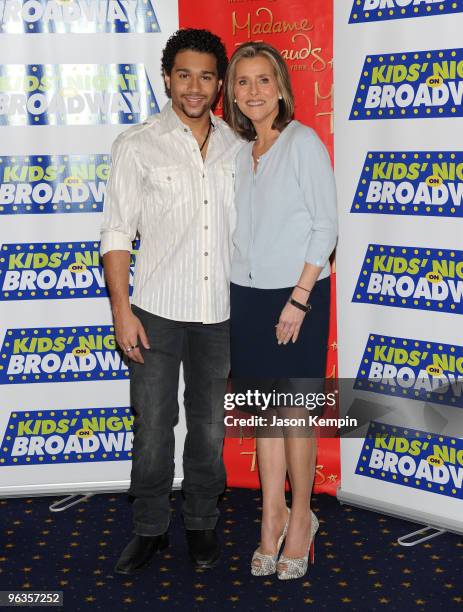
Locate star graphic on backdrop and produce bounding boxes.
[379,598,390,604]
[328,474,338,482]
[304,598,314,604]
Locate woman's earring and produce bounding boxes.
[234,98,237,103]
[278,94,283,100]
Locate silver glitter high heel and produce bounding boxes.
[276,510,319,580]
[251,507,291,576]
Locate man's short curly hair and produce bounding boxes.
[161,28,228,80]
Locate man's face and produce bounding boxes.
[164,50,222,121]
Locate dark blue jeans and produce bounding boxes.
[128,305,229,536]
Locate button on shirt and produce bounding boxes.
[100,101,242,323]
[231,121,338,289]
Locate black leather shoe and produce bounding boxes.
[114,533,169,575]
[186,529,220,568]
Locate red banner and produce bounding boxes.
[179,0,340,495]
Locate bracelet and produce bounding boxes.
[288,297,312,313]
[296,285,311,293]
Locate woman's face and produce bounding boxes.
[233,55,280,127]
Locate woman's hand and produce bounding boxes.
[275,291,308,345]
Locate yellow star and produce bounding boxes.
[453,597,463,603]
[435,567,444,573]
[338,581,348,587]
[195,596,206,602]
[232,581,242,586]
[268,596,279,602]
[332,567,342,573]
[328,474,338,482]
[61,568,70,573]
[444,583,454,589]
[93,570,102,575]
[403,568,412,574]
[194,584,205,589]
[263,580,273,585]
[362,555,372,561]
[95,582,104,587]
[303,581,311,587]
[368,569,378,575]
[22,567,32,572]
[415,600,426,605]
[341,597,352,603]
[60,581,68,587]
[402,582,411,588]
[304,598,314,604]
[123,582,132,587]
[85,596,95,602]
[374,582,382,588]
[229,596,239,602]
[123,597,134,603]
[159,596,169,601]
[379,598,389,604]
[161,582,171,587]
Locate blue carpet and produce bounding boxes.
[1,489,462,611]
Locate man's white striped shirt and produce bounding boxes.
[100,102,242,323]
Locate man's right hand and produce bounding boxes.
[114,309,150,364]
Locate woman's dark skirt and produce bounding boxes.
[230,276,331,380]
[229,277,331,428]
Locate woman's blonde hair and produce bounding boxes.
[223,42,294,141]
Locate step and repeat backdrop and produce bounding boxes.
[0,0,340,498]
[335,2,463,533]
[0,1,182,497]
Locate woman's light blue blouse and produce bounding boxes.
[231,120,338,289]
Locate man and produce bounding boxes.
[100,29,241,575]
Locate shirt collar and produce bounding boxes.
[158,100,218,135]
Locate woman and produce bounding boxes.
[223,42,337,580]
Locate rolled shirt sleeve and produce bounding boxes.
[299,130,338,268]
[100,132,143,256]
